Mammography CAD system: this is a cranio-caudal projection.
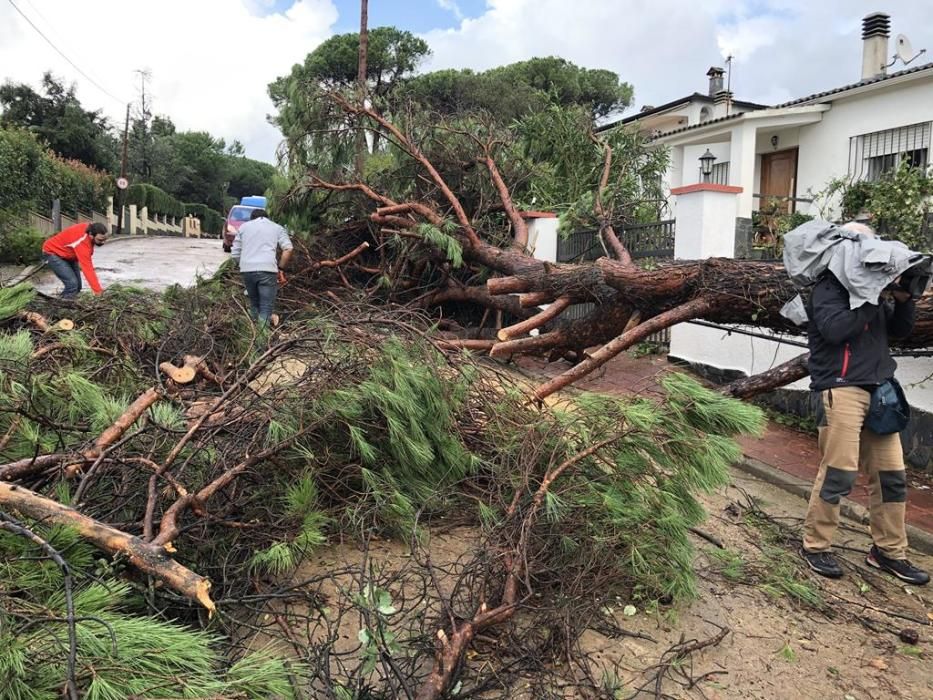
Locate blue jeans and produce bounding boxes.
[44,253,82,298]
[241,271,278,323]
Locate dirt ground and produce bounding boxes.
[580,470,933,700]
[247,465,932,699]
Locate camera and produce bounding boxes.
[887,259,931,300]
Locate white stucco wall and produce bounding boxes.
[672,188,738,259]
[525,217,559,262]
[669,324,812,391]
[670,324,933,412]
[795,77,933,217]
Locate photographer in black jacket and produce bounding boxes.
[801,222,929,585]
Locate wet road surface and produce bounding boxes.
[32,236,229,294]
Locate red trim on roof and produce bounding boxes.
[670,183,743,195]
[519,211,558,219]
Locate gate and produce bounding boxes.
[555,220,675,344]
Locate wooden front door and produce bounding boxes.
[759,148,798,213]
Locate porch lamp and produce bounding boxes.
[699,149,717,182]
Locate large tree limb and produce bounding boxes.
[723,352,811,399]
[0,453,71,482]
[497,297,571,341]
[481,154,529,250]
[533,297,714,400]
[589,132,632,266]
[331,93,482,248]
[0,482,214,611]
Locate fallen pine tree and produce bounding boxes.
[272,92,932,408]
[2,88,930,698]
[0,276,767,697]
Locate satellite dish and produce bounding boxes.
[891,33,927,66]
[896,34,914,63]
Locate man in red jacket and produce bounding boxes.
[41,222,107,297]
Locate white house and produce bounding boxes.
[611,11,931,229]
[602,11,933,459]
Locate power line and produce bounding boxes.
[6,0,127,106]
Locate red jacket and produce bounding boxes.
[42,223,103,294]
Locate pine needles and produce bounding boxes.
[0,284,35,320]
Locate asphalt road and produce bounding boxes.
[32,236,229,294]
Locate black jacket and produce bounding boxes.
[807,273,915,391]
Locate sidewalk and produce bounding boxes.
[517,351,933,546]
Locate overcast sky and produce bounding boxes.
[1,1,930,164]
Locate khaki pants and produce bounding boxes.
[802,386,908,560]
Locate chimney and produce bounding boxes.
[707,66,725,96]
[861,12,891,80]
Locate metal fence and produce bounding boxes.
[556,220,675,345]
[557,220,675,263]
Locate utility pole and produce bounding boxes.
[117,103,130,235]
[355,0,368,176]
[134,69,153,178]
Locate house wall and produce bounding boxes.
[795,78,933,217]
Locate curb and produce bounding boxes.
[3,235,141,287]
[736,456,933,556]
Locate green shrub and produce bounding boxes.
[819,164,932,249]
[184,202,225,235]
[0,225,44,264]
[0,126,110,217]
[126,183,186,219]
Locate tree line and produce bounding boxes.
[0,73,275,214]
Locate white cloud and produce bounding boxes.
[0,0,338,163]
[436,0,464,21]
[420,0,933,116]
[3,1,931,165]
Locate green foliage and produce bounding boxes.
[184,202,225,235]
[516,104,669,227]
[0,284,36,320]
[417,221,464,267]
[776,642,797,663]
[817,164,932,249]
[354,585,401,676]
[0,126,111,216]
[0,226,44,264]
[250,475,329,575]
[402,56,633,121]
[484,373,764,601]
[709,548,746,581]
[326,338,477,533]
[866,162,932,249]
[126,183,186,219]
[0,73,117,172]
[0,520,300,699]
[271,27,429,103]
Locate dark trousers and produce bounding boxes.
[44,253,82,298]
[241,271,278,323]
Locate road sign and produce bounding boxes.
[116,177,129,190]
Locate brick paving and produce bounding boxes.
[518,352,933,535]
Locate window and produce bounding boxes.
[699,106,712,123]
[228,206,254,222]
[850,121,931,181]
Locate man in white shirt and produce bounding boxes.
[230,209,293,325]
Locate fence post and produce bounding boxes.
[52,199,62,232]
